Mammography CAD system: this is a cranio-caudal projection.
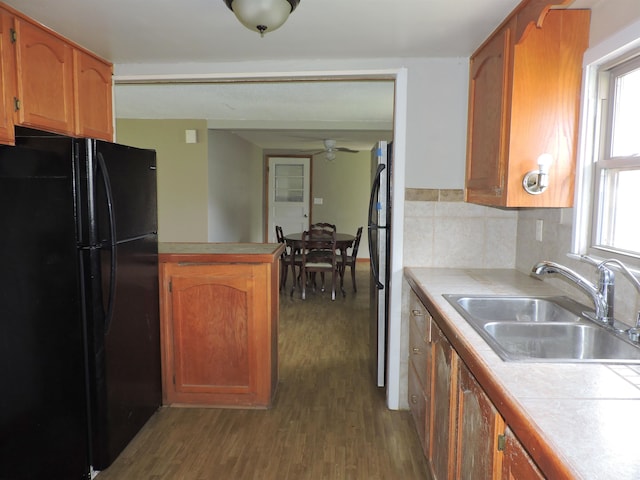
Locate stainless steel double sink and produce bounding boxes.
[443,295,640,363]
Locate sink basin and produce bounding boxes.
[450,295,583,323]
[443,294,640,363]
[483,322,640,362]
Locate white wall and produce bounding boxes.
[582,0,640,46]
[115,57,469,191]
[208,130,264,242]
[116,119,210,242]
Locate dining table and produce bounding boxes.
[284,231,355,296]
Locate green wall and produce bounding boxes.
[116,119,209,242]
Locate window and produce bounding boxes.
[588,54,640,258]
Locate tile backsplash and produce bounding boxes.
[402,189,640,327]
[403,189,517,268]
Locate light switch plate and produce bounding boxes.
[314,197,323,205]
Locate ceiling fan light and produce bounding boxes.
[224,0,299,36]
[325,151,336,161]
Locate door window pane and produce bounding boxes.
[275,164,304,202]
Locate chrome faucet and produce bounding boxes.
[531,260,615,326]
[581,256,640,340]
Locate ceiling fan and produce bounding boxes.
[311,139,359,161]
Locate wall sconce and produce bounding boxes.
[522,153,553,195]
[223,0,300,37]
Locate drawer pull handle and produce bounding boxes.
[411,309,424,316]
[411,395,418,404]
[412,347,421,354]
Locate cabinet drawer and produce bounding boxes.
[408,360,428,453]
[409,290,431,340]
[409,313,429,388]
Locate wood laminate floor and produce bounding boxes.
[96,267,430,479]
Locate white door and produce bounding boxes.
[267,156,311,242]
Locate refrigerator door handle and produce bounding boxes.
[97,152,117,333]
[368,163,385,290]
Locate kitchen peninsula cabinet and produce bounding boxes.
[159,243,283,408]
[465,2,590,207]
[0,2,113,143]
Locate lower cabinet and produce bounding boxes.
[429,320,458,480]
[160,260,278,408]
[456,361,505,479]
[502,428,545,480]
[408,287,544,479]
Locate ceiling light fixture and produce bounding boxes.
[223,0,300,37]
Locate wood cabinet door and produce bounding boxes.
[456,361,505,480]
[163,263,269,406]
[408,361,428,450]
[408,291,432,455]
[0,9,15,144]
[429,320,458,480]
[466,23,512,206]
[501,428,545,480]
[14,17,74,134]
[505,9,590,207]
[73,49,113,141]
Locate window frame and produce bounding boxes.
[572,21,640,267]
[590,54,640,258]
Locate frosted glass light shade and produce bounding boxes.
[225,0,298,36]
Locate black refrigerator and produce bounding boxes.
[0,130,162,479]
[368,140,392,388]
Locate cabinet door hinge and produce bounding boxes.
[9,28,16,44]
[168,280,172,292]
[13,97,20,111]
[497,433,506,451]
[172,374,176,385]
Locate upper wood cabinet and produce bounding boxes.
[0,2,113,143]
[13,17,75,135]
[73,49,113,141]
[465,3,590,207]
[0,8,15,144]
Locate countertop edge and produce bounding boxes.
[158,242,284,264]
[405,267,577,479]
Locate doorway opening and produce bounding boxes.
[113,69,407,409]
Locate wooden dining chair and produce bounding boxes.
[338,226,363,292]
[309,222,336,232]
[304,224,336,288]
[298,229,341,300]
[275,225,300,291]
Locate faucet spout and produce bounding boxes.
[531,261,613,325]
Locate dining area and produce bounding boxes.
[276,223,363,301]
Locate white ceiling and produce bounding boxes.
[3,0,597,151]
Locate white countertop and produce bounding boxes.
[405,268,640,480]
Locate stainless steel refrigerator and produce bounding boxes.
[368,141,392,388]
[0,129,161,479]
